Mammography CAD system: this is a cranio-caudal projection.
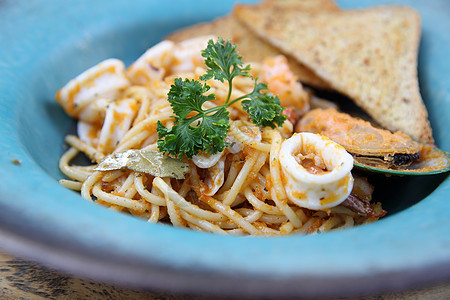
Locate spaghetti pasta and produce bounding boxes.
[57,37,384,236]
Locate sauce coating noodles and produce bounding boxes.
[57,37,384,235]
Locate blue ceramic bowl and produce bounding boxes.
[0,0,449,298]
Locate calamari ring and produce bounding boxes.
[279,132,354,210]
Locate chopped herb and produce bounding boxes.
[90,194,98,201]
[11,158,22,165]
[157,38,287,159]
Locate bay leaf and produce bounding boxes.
[95,150,189,179]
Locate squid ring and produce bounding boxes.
[279,132,354,210]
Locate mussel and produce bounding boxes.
[296,108,450,175]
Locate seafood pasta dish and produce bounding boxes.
[56,0,448,236]
[56,36,386,235]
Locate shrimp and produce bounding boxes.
[192,151,224,169]
[126,40,175,86]
[170,35,214,74]
[229,120,262,147]
[200,156,226,196]
[261,55,310,118]
[126,36,213,86]
[77,97,111,124]
[278,132,354,210]
[77,121,102,148]
[56,59,130,122]
[97,98,139,154]
[192,151,226,196]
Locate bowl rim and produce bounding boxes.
[0,0,449,298]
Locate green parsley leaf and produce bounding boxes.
[167,78,215,119]
[200,38,251,84]
[157,79,230,159]
[157,38,286,159]
[241,82,287,129]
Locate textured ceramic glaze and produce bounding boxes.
[0,0,448,297]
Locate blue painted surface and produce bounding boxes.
[0,0,448,287]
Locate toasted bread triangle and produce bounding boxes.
[165,0,340,89]
[234,5,433,144]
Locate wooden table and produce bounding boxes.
[1,251,449,300]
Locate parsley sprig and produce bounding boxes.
[157,38,287,159]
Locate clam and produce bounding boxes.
[296,108,450,176]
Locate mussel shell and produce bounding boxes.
[353,152,420,169]
[297,108,422,169]
[352,145,449,176]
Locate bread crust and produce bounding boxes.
[234,5,434,144]
[165,0,341,89]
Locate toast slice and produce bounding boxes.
[234,5,434,144]
[258,0,339,12]
[165,0,340,89]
